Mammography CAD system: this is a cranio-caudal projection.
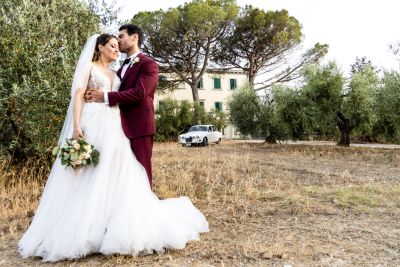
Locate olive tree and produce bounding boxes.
[0,0,115,161]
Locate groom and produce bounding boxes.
[85,24,159,187]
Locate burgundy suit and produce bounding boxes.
[108,53,158,187]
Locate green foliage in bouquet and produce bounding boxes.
[52,139,99,170]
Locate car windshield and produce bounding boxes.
[188,126,207,132]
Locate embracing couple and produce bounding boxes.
[18,24,209,262]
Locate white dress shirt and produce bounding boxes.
[104,51,141,105]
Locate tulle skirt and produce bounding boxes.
[18,103,209,262]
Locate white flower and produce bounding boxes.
[84,153,91,159]
[84,145,91,150]
[70,149,75,153]
[129,57,140,67]
[72,140,78,145]
[79,154,85,160]
[76,160,82,165]
[73,143,80,150]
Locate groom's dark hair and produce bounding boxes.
[119,24,144,47]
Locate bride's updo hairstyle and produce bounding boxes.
[92,33,117,61]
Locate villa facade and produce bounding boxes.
[154,69,248,139]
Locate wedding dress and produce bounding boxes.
[18,65,209,262]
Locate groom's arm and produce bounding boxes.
[108,60,158,106]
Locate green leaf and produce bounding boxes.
[70,152,78,161]
[91,149,100,166]
[52,146,60,156]
[78,139,86,146]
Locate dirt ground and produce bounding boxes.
[1,141,399,266]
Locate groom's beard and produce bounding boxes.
[120,45,135,55]
[118,45,128,54]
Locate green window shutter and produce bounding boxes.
[214,78,221,89]
[230,79,237,89]
[215,102,222,111]
[197,78,203,89]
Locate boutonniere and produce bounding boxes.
[129,57,140,67]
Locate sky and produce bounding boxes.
[113,0,400,75]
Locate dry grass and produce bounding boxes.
[1,141,400,266]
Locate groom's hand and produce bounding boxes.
[85,89,104,103]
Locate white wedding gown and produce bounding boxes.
[18,65,209,262]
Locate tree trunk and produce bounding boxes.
[336,111,353,147]
[265,134,277,144]
[248,72,255,90]
[190,84,199,102]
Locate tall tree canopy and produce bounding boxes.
[214,6,328,90]
[132,0,239,101]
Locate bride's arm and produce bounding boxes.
[72,88,85,139]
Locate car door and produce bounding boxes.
[205,126,212,142]
[212,126,221,141]
[208,126,217,142]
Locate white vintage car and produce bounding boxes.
[178,125,223,146]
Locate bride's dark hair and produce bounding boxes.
[92,33,117,61]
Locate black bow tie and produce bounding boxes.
[122,58,131,65]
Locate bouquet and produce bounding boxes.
[52,138,100,170]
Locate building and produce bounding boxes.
[154,69,248,139]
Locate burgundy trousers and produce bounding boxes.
[129,135,154,187]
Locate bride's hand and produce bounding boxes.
[73,127,84,140]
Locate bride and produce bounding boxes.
[18,33,209,262]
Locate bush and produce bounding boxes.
[0,0,100,162]
[227,85,262,138]
[228,84,295,142]
[373,71,400,143]
[155,98,228,141]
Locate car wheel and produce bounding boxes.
[216,138,222,144]
[202,137,208,147]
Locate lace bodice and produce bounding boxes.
[88,65,120,92]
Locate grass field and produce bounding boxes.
[1,141,400,266]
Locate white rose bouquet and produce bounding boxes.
[52,138,100,170]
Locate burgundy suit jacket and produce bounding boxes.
[108,53,158,139]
